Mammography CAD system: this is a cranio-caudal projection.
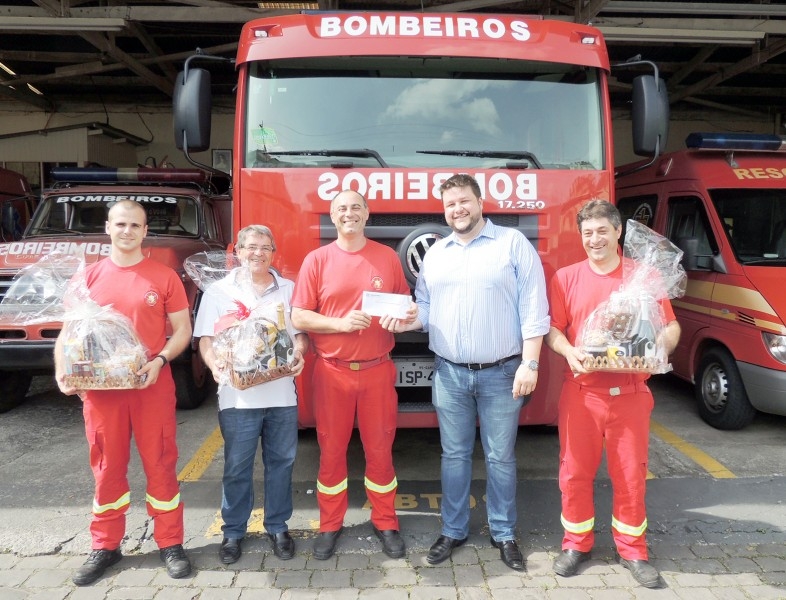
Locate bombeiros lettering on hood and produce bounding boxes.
[316,171,538,202]
[55,195,178,203]
[319,15,532,42]
[0,241,112,258]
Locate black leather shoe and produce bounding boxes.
[373,526,406,558]
[490,538,525,571]
[553,549,591,577]
[313,527,343,560]
[219,537,242,564]
[72,548,122,586]
[268,531,295,560]
[159,544,191,579]
[620,558,661,588]
[426,535,467,565]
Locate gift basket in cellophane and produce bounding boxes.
[59,259,149,390]
[185,251,295,390]
[0,250,149,389]
[578,220,687,374]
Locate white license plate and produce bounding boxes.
[394,359,434,387]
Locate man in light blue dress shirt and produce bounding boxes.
[382,173,549,571]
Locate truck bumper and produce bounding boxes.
[0,341,55,369]
[738,361,786,416]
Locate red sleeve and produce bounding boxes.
[166,269,189,314]
[548,270,569,335]
[291,251,319,310]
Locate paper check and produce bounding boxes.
[361,291,411,319]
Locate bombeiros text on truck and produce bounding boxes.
[174,11,668,427]
[0,167,232,413]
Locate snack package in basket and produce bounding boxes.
[184,252,295,390]
[59,257,149,390]
[578,220,687,374]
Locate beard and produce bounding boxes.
[450,214,481,235]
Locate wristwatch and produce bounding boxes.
[524,359,539,371]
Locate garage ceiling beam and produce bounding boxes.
[670,37,786,104]
[603,2,786,18]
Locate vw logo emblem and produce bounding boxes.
[405,232,443,279]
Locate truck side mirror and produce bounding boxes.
[631,75,669,157]
[173,68,212,152]
[676,237,699,270]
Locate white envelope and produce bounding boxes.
[361,291,410,319]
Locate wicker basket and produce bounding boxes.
[581,355,667,374]
[227,362,293,390]
[62,372,146,390]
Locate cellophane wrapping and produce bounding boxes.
[185,251,294,390]
[0,251,81,325]
[58,257,149,390]
[578,219,687,374]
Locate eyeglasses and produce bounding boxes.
[242,245,274,254]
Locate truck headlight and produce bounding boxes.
[763,332,786,364]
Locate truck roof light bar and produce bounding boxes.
[50,168,208,184]
[686,132,786,152]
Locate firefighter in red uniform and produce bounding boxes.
[545,200,681,589]
[55,200,193,586]
[291,189,415,560]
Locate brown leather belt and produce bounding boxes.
[441,354,520,371]
[319,353,391,371]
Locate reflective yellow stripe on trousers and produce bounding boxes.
[364,476,397,494]
[612,516,648,537]
[317,478,348,495]
[145,492,181,512]
[93,491,131,514]
[561,514,595,534]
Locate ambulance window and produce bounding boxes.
[617,195,657,243]
[666,196,716,270]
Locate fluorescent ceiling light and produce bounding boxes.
[598,26,766,45]
[0,17,127,32]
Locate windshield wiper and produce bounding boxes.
[261,149,389,168]
[741,257,786,266]
[416,150,543,169]
[30,227,84,236]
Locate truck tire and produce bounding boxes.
[0,371,33,413]
[173,350,211,410]
[695,347,756,430]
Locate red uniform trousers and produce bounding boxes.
[558,379,653,560]
[82,373,184,550]
[313,357,399,532]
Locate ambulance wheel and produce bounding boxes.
[0,371,32,413]
[696,347,756,430]
[173,351,210,410]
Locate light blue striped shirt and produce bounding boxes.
[415,219,550,364]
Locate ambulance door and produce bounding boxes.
[662,195,719,379]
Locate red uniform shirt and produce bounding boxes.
[291,240,409,360]
[549,258,676,387]
[84,256,189,357]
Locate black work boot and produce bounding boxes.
[72,548,122,586]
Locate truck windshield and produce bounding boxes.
[711,189,786,264]
[244,57,604,171]
[27,197,201,238]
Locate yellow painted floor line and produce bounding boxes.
[650,420,737,479]
[178,426,224,482]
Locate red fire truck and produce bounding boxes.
[174,11,667,427]
[0,167,231,413]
